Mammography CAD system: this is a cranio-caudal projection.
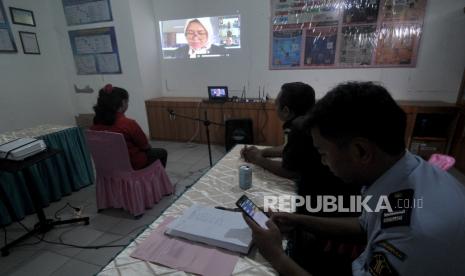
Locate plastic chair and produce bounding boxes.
[428,153,455,171]
[85,130,174,217]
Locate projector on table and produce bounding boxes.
[0,138,47,161]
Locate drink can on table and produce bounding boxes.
[239,165,252,190]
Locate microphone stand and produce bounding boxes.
[167,109,224,167]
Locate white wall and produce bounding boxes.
[129,0,163,102]
[153,0,465,102]
[1,0,463,134]
[50,0,162,133]
[0,0,75,133]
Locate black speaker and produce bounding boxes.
[225,118,254,151]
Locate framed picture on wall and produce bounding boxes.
[0,0,17,53]
[9,7,35,26]
[457,68,465,106]
[19,31,40,54]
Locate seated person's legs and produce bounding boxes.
[146,148,168,167]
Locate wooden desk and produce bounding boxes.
[145,97,283,146]
[146,98,459,158]
[451,106,465,173]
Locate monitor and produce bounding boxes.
[208,86,228,101]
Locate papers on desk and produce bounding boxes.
[131,216,240,276]
[165,204,253,254]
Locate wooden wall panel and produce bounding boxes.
[147,99,459,153]
[146,98,284,146]
[450,108,465,173]
[258,108,284,146]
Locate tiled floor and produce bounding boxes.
[0,141,226,276]
[2,142,465,276]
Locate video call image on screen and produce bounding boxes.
[160,15,240,59]
[210,88,226,97]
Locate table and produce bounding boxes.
[98,146,296,275]
[0,125,94,225]
[146,98,460,158]
[145,97,284,146]
[0,149,90,256]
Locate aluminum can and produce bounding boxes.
[239,165,252,190]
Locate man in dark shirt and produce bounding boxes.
[242,82,360,275]
[241,82,357,215]
[241,82,316,181]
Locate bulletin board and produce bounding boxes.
[62,0,113,26]
[68,27,122,75]
[270,0,427,69]
[0,0,17,53]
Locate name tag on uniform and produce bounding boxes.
[381,189,414,229]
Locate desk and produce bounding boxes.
[0,125,94,225]
[146,98,459,158]
[145,97,284,146]
[98,146,295,275]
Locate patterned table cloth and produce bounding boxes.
[98,146,296,276]
[0,124,73,143]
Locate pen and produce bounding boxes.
[215,206,241,212]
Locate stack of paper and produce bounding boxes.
[131,217,239,276]
[165,204,253,254]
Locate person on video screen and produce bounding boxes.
[173,18,226,59]
[212,89,223,97]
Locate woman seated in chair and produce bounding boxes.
[90,84,167,170]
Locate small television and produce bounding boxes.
[208,86,228,102]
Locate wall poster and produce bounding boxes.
[62,0,112,26]
[0,0,17,53]
[270,0,427,69]
[68,27,122,75]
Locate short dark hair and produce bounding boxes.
[93,86,129,125]
[278,82,315,116]
[309,82,406,155]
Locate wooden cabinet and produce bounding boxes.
[398,101,458,159]
[145,98,459,154]
[145,97,284,146]
[451,107,465,173]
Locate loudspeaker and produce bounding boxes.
[225,118,254,151]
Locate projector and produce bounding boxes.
[0,138,47,161]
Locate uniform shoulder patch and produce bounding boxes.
[378,241,407,261]
[368,252,398,276]
[381,189,414,229]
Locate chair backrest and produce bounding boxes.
[85,130,133,174]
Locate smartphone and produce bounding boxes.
[236,195,269,229]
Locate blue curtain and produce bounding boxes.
[0,127,94,225]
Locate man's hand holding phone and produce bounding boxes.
[242,213,285,263]
[236,195,269,229]
[270,212,298,234]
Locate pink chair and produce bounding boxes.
[85,130,174,217]
[428,153,456,171]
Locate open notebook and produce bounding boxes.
[165,204,252,254]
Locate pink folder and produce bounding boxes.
[131,217,239,276]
